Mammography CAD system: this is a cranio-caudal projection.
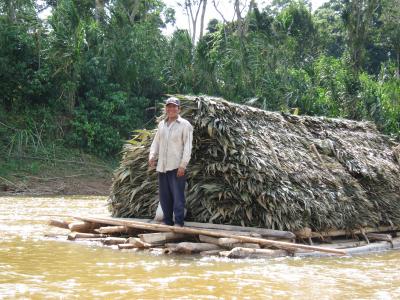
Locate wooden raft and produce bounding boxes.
[47,216,400,259]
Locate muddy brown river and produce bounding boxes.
[1,196,399,299]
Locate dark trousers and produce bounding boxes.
[158,169,186,226]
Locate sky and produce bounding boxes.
[162,0,329,37]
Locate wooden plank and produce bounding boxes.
[199,235,260,249]
[311,226,400,238]
[185,221,295,239]
[69,215,346,255]
[218,238,260,249]
[341,242,393,255]
[199,250,222,256]
[48,219,70,229]
[117,244,137,250]
[102,237,128,245]
[149,248,165,255]
[95,226,131,234]
[139,232,191,244]
[316,240,367,249]
[68,221,101,233]
[366,233,392,242]
[297,237,400,257]
[221,247,288,259]
[163,243,179,255]
[127,237,152,249]
[173,242,221,254]
[67,232,105,240]
[199,235,219,245]
[164,243,179,249]
[218,237,240,245]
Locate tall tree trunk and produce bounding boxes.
[344,0,378,74]
[243,0,255,37]
[185,0,203,44]
[7,0,16,23]
[234,0,243,38]
[199,0,207,39]
[184,0,207,45]
[95,0,105,23]
[128,0,140,24]
[212,0,228,41]
[212,0,227,23]
[186,7,192,37]
[191,13,197,45]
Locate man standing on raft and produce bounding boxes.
[149,97,193,227]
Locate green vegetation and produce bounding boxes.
[0,0,399,178]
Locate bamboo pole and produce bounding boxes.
[48,215,293,238]
[111,217,293,238]
[68,215,347,255]
[187,221,294,238]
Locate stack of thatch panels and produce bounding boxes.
[108,96,400,232]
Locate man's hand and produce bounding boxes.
[149,158,156,168]
[177,167,185,177]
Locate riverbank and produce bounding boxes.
[0,151,114,196]
[0,174,112,196]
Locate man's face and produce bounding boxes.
[165,104,180,119]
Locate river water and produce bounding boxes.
[0,196,399,299]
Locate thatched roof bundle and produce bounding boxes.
[108,96,400,232]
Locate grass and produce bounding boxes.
[0,110,119,193]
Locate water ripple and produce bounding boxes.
[1,196,400,299]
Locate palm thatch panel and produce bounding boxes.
[108,96,400,232]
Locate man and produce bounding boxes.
[149,97,193,227]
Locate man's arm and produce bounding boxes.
[149,125,161,168]
[177,123,193,176]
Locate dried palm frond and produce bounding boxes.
[108,96,400,232]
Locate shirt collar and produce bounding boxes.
[164,115,182,123]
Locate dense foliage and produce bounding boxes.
[0,0,399,158]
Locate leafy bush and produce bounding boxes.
[377,63,400,136]
[67,89,149,157]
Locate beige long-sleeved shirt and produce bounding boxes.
[149,116,193,173]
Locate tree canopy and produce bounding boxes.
[0,0,399,158]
